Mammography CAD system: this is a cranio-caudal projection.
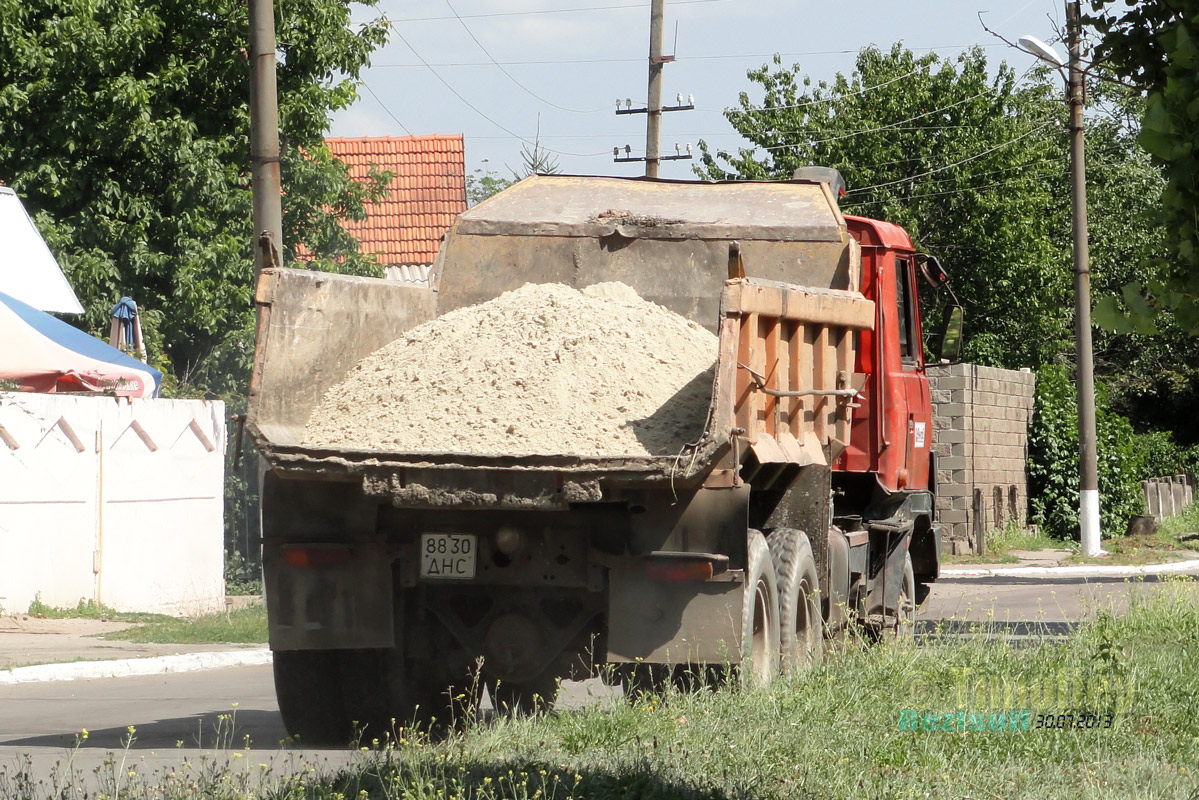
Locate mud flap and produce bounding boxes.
[606,566,742,664]
[265,542,394,650]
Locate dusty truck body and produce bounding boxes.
[247,174,945,741]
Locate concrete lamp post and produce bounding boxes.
[1019,4,1103,558]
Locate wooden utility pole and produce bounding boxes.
[249,0,283,275]
[644,0,665,178]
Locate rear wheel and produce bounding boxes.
[769,528,824,672]
[741,529,781,686]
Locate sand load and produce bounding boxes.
[302,282,719,458]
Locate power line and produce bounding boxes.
[841,168,1068,204]
[361,82,414,136]
[395,0,727,23]
[847,136,1134,194]
[464,123,1031,141]
[441,0,610,114]
[843,122,1055,195]
[389,22,609,157]
[370,43,1005,69]
[738,88,1003,154]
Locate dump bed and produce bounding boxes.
[246,176,875,504]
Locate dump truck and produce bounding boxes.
[246,171,961,742]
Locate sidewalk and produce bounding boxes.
[940,548,1199,578]
[0,615,260,672]
[0,598,270,685]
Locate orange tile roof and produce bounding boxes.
[320,134,467,267]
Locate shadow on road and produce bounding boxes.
[915,618,1078,641]
[2,710,290,752]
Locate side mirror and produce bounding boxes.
[917,254,949,288]
[935,305,965,364]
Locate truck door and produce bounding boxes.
[891,254,932,491]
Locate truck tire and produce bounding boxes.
[741,529,781,685]
[273,650,353,746]
[768,528,823,672]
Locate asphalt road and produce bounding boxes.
[921,570,1199,639]
[0,570,1194,790]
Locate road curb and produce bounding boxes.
[940,558,1199,579]
[0,648,273,685]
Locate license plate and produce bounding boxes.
[419,534,477,580]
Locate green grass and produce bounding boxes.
[1157,501,1199,540]
[321,578,1199,800]
[26,596,173,623]
[315,578,1199,799]
[101,605,267,644]
[944,516,1199,567]
[6,584,1199,798]
[1068,509,1199,565]
[943,522,1070,564]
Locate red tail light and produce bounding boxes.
[645,559,715,581]
[283,546,351,568]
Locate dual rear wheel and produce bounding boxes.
[742,527,824,684]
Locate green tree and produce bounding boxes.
[466,161,514,207]
[697,45,1077,369]
[466,128,561,207]
[1088,0,1199,332]
[0,0,390,388]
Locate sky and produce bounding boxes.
[329,0,1071,181]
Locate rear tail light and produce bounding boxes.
[643,552,728,581]
[283,545,351,569]
[646,559,715,581]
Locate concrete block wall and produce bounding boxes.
[927,364,1036,549]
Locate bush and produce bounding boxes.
[1028,365,1146,539]
[1134,429,1199,480]
[224,549,263,596]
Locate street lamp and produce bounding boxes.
[1020,1,1102,557]
[1017,35,1066,68]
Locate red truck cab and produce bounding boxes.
[830,214,944,587]
[838,215,933,493]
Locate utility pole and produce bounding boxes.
[613,0,693,172]
[249,0,283,275]
[645,0,665,178]
[1067,0,1101,556]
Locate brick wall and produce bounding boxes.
[927,363,1035,551]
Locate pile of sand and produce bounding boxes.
[302,282,718,458]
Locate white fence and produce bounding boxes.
[0,392,225,615]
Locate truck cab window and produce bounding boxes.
[895,257,917,364]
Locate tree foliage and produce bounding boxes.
[698,45,1076,368]
[1088,0,1199,332]
[0,0,389,390]
[1028,366,1145,539]
[466,133,561,207]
